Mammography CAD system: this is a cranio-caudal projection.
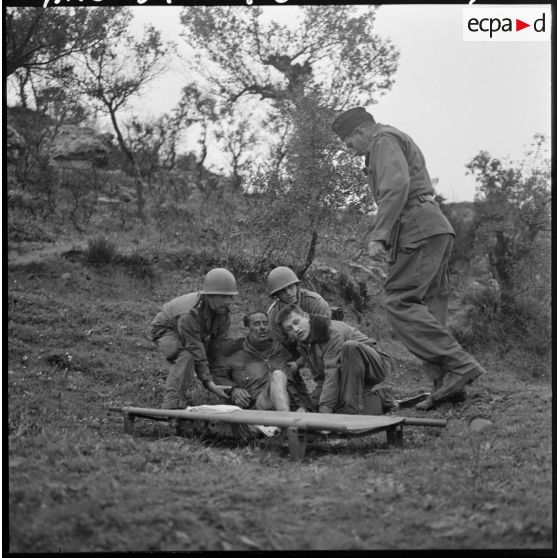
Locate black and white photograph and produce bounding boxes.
[5,1,554,553]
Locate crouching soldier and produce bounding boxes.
[150,268,238,409]
[277,303,394,415]
[213,311,310,413]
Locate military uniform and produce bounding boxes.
[364,123,484,384]
[268,288,331,348]
[294,314,391,414]
[151,292,232,408]
[212,337,308,411]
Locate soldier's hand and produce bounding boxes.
[231,387,251,408]
[207,382,232,399]
[368,240,386,259]
[286,361,298,374]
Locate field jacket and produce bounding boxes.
[295,314,379,412]
[364,123,454,249]
[268,288,332,347]
[150,292,231,386]
[213,337,307,410]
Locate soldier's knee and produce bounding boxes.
[270,369,287,384]
[342,339,360,355]
[157,332,184,362]
[173,349,194,368]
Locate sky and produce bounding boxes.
[126,4,552,203]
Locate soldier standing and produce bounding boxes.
[331,107,486,410]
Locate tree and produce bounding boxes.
[176,6,398,270]
[5,7,127,88]
[214,115,258,190]
[67,12,168,219]
[178,6,399,177]
[466,134,551,298]
[179,6,398,109]
[243,93,369,275]
[173,84,220,194]
[463,134,551,356]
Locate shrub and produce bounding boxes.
[452,286,506,353]
[452,283,551,375]
[84,237,118,267]
[338,272,369,313]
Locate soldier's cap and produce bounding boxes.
[331,107,374,140]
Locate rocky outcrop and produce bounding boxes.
[7,107,114,169]
[50,125,113,169]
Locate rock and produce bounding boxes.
[312,264,339,278]
[61,273,72,280]
[50,124,112,169]
[469,418,494,432]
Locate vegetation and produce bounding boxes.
[449,135,551,370]
[6,5,552,553]
[7,246,553,552]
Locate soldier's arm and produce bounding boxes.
[369,136,410,244]
[209,313,233,355]
[207,313,235,377]
[274,348,309,410]
[210,357,236,389]
[318,335,344,413]
[176,312,212,386]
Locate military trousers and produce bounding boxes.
[336,340,391,414]
[384,233,482,382]
[155,330,196,409]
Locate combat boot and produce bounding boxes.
[415,377,444,410]
[433,377,444,392]
[416,367,484,410]
[161,393,187,410]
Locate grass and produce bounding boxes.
[7,242,554,552]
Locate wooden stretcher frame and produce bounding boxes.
[109,406,447,460]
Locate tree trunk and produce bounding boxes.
[298,230,318,279]
[107,106,145,220]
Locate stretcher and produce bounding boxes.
[108,404,447,460]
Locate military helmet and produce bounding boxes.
[201,268,238,295]
[267,266,300,297]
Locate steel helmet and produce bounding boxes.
[267,266,300,297]
[201,268,238,295]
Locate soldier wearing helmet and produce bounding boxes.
[150,268,238,409]
[266,266,332,350]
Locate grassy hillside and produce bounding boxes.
[6,237,553,552]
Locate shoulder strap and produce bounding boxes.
[267,300,278,315]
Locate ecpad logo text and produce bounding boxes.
[463,7,551,41]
